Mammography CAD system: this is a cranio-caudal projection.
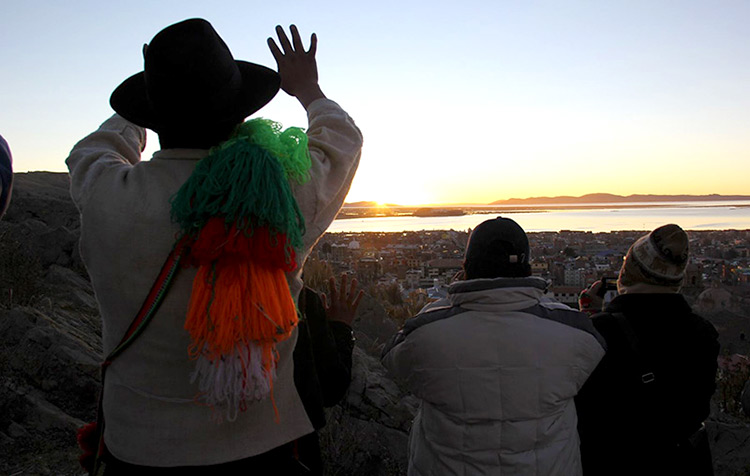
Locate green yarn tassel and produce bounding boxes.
[225,119,312,185]
[170,118,311,247]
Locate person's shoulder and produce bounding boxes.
[525,300,608,350]
[586,310,629,347]
[666,294,719,340]
[402,303,468,337]
[528,299,598,331]
[687,310,719,340]
[590,310,617,327]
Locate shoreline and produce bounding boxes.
[336,201,750,221]
[329,200,750,234]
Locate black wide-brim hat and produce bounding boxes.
[110,18,280,133]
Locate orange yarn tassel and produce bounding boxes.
[185,259,297,360]
[183,224,298,420]
[170,121,310,422]
[188,218,297,271]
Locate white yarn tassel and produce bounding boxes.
[191,342,277,422]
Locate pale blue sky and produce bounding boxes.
[2,1,749,204]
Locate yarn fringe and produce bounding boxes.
[188,218,297,271]
[170,142,305,249]
[185,259,297,360]
[191,342,278,422]
[230,119,312,185]
[170,117,309,421]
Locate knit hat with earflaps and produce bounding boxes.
[617,224,689,294]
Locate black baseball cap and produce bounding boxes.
[464,217,531,279]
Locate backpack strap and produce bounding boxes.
[611,312,656,385]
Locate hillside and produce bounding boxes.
[0,172,415,475]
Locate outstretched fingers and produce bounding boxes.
[290,24,305,53]
[269,25,316,57]
[338,274,350,303]
[267,37,283,62]
[275,25,294,54]
[326,275,339,308]
[308,33,317,56]
[350,285,364,310]
[268,24,324,107]
[319,274,364,325]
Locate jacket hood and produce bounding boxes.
[448,276,549,312]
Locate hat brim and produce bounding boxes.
[110,61,280,132]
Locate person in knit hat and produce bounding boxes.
[618,223,690,294]
[66,19,362,473]
[576,224,719,476]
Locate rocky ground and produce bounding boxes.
[0,173,417,475]
[1,172,748,475]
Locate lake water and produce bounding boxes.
[327,201,750,233]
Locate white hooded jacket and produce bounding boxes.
[382,277,606,476]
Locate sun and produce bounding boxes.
[347,174,436,206]
[376,189,435,207]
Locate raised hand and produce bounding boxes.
[322,273,364,326]
[267,24,326,109]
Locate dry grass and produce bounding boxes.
[0,230,42,309]
[716,358,750,421]
[319,405,406,476]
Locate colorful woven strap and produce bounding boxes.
[88,237,189,475]
[104,236,189,364]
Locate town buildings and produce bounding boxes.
[312,228,750,312]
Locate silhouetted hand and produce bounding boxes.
[322,274,364,326]
[268,24,326,109]
[578,280,604,316]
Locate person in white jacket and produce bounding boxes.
[382,217,605,476]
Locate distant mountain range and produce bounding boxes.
[344,194,750,208]
[490,193,750,205]
[343,201,400,208]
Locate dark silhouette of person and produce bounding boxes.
[577,224,719,476]
[66,19,362,474]
[0,135,12,218]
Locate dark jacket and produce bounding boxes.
[291,287,354,475]
[294,287,354,429]
[576,293,719,476]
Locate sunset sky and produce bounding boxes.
[2,1,749,205]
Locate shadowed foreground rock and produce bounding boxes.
[707,405,750,476]
[0,296,417,476]
[0,172,416,475]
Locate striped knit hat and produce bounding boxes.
[617,224,689,294]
